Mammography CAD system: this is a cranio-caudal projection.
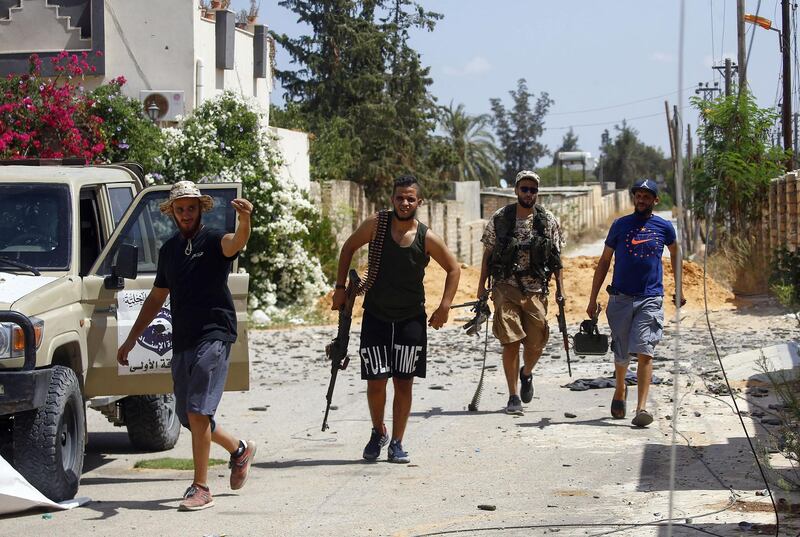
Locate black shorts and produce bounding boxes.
[359,310,427,380]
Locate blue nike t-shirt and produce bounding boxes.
[605,213,676,297]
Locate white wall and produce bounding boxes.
[193,11,269,111]
[101,0,196,100]
[271,127,310,192]
[194,14,216,110]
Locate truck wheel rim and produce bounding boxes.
[59,402,77,472]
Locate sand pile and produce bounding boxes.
[319,256,735,326]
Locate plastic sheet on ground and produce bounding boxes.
[0,455,89,515]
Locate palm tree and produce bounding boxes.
[439,102,503,186]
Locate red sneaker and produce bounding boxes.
[229,440,257,490]
[178,483,214,511]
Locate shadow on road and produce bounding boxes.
[255,459,371,469]
[410,406,499,418]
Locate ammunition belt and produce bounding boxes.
[357,209,390,295]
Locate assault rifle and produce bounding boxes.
[322,269,361,431]
[451,291,491,337]
[554,282,572,377]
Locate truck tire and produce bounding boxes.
[12,366,85,502]
[123,394,180,451]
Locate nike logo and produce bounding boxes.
[631,238,653,245]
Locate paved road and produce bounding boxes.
[1,307,798,537]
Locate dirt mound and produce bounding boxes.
[318,256,735,326]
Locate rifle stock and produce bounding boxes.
[322,269,361,431]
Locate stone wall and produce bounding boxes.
[310,180,485,266]
[765,170,800,254]
[481,185,629,244]
[312,181,628,266]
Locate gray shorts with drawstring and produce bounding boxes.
[605,293,664,365]
[171,339,231,432]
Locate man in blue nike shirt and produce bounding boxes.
[586,179,682,428]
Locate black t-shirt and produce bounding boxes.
[154,226,238,352]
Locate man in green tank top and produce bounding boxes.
[332,176,461,463]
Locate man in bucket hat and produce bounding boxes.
[585,178,682,428]
[118,180,256,511]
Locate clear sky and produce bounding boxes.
[232,0,791,162]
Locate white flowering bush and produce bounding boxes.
[157,91,329,321]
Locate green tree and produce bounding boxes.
[271,0,443,201]
[489,78,554,183]
[595,121,670,190]
[438,102,502,186]
[551,127,579,166]
[691,92,786,233]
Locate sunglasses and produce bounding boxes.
[519,186,538,194]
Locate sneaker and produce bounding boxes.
[505,394,524,415]
[519,367,534,403]
[362,426,389,460]
[178,483,214,511]
[229,440,257,490]
[631,409,654,428]
[387,439,411,463]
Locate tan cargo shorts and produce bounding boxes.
[491,282,550,348]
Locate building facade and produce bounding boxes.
[0,0,310,189]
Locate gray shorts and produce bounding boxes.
[605,294,664,365]
[171,339,231,431]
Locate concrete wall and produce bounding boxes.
[449,181,481,223]
[271,127,311,192]
[311,180,629,266]
[0,0,90,53]
[481,185,629,244]
[310,180,487,267]
[99,0,196,102]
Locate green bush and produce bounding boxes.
[89,80,164,173]
[769,247,800,309]
[158,92,331,320]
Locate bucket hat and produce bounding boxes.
[159,181,214,215]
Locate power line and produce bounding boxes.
[547,87,695,116]
[720,0,727,65]
[547,111,665,130]
[711,0,717,69]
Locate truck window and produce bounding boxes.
[108,186,134,226]
[79,188,104,276]
[97,188,237,276]
[0,183,71,271]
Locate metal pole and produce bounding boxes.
[737,0,747,91]
[782,0,793,169]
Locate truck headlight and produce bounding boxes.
[0,317,44,360]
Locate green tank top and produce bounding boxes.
[363,213,429,321]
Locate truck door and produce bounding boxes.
[81,183,249,397]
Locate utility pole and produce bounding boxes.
[737,0,747,91]
[724,58,733,96]
[712,58,737,96]
[695,82,721,102]
[794,112,799,165]
[782,0,793,169]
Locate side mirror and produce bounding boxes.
[104,243,138,290]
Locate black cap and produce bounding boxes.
[630,179,658,196]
